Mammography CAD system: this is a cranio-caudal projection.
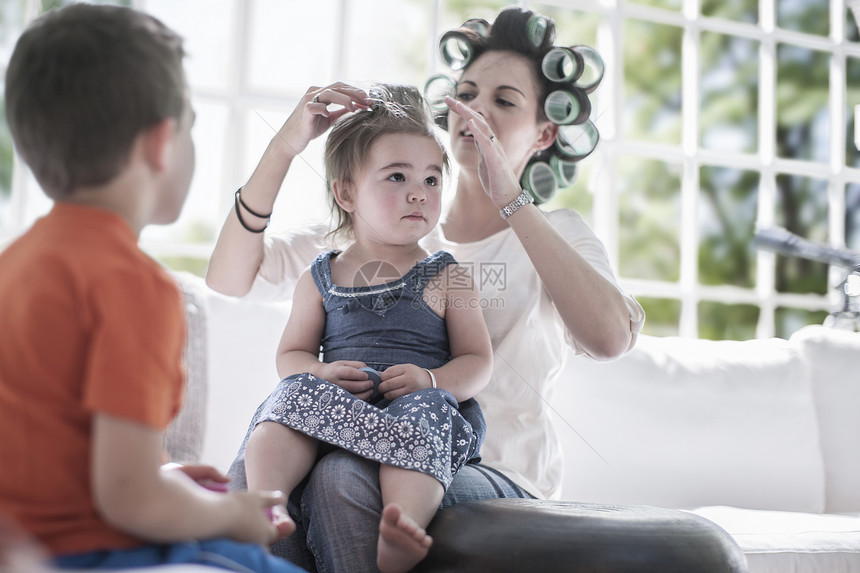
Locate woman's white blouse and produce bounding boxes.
[248,208,644,499]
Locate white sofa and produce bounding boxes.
[170,272,860,573]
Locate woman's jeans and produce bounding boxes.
[271,449,532,573]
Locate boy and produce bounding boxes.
[0,5,302,571]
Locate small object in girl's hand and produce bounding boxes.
[359,367,382,394]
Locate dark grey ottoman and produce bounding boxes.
[416,499,748,572]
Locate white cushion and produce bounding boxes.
[198,285,292,473]
[791,325,860,513]
[691,506,860,573]
[556,335,826,512]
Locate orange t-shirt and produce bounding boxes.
[0,203,185,556]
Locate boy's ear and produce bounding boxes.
[535,120,558,152]
[332,180,355,212]
[141,118,177,172]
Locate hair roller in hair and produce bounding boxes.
[439,30,472,70]
[571,46,605,93]
[541,47,584,83]
[461,18,490,37]
[544,89,591,126]
[550,155,578,187]
[521,161,558,204]
[424,74,457,113]
[526,13,549,48]
[555,119,600,159]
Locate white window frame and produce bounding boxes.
[1,0,858,339]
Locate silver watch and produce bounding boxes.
[499,190,534,220]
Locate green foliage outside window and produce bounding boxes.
[637,297,681,337]
[698,166,757,288]
[701,0,757,23]
[698,302,759,341]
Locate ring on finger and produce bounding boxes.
[312,94,320,103]
[490,134,496,143]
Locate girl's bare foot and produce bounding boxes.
[377,503,433,573]
[270,504,296,539]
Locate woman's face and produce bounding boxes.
[448,50,554,177]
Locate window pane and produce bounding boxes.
[624,19,682,145]
[777,0,828,37]
[0,0,27,63]
[774,173,828,295]
[846,182,860,251]
[533,6,600,48]
[847,57,860,169]
[141,100,229,245]
[776,44,829,163]
[849,5,860,42]
[700,32,758,154]
[637,297,681,337]
[629,0,682,11]
[775,307,828,339]
[0,98,12,227]
[701,0,757,23]
[154,255,208,278]
[546,160,595,227]
[248,0,339,93]
[145,0,235,92]
[698,301,759,340]
[618,156,681,281]
[243,106,330,233]
[438,0,508,33]
[343,0,433,86]
[698,166,758,287]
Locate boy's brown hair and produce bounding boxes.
[5,3,186,198]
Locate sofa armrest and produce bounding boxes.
[164,271,209,463]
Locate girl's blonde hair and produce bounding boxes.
[324,83,448,242]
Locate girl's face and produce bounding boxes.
[448,50,556,177]
[336,132,444,248]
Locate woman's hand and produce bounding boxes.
[317,360,374,400]
[378,363,434,401]
[273,82,370,159]
[445,95,522,209]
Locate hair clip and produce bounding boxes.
[571,46,605,93]
[555,120,600,159]
[542,47,584,83]
[461,18,490,37]
[424,74,457,113]
[439,30,472,70]
[521,161,558,203]
[526,13,549,48]
[544,89,591,126]
[550,155,578,186]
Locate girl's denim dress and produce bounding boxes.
[233,250,485,489]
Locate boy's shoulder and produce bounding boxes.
[0,204,175,302]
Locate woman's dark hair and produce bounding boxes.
[5,4,186,198]
[459,7,559,123]
[324,83,448,242]
[429,6,604,203]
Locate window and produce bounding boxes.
[1,0,857,340]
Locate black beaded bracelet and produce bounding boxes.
[234,187,271,234]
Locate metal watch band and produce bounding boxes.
[499,190,534,220]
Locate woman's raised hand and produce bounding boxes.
[274,82,370,159]
[444,95,523,209]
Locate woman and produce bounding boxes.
[207,7,644,571]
